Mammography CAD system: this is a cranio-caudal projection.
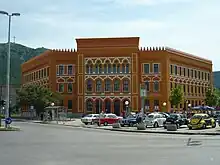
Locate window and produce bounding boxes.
[153,81,159,92]
[154,100,159,106]
[195,86,197,94]
[67,83,73,93]
[123,80,129,92]
[202,87,204,93]
[43,68,46,77]
[99,64,102,73]
[202,72,204,80]
[187,69,190,77]
[96,80,102,92]
[179,67,182,75]
[86,100,93,112]
[125,64,129,73]
[191,69,193,78]
[87,79,93,92]
[58,84,64,93]
[153,64,159,73]
[174,65,178,75]
[195,70,197,78]
[68,100,72,109]
[58,65,64,75]
[86,65,92,74]
[105,79,111,92]
[113,64,117,73]
[117,64,120,73]
[68,65,73,75]
[170,82,173,89]
[183,68,186,76]
[205,73,207,80]
[191,86,193,93]
[188,85,190,93]
[183,85,186,92]
[104,64,107,73]
[144,64,150,74]
[198,86,201,93]
[114,80,120,92]
[108,64,112,73]
[208,73,210,81]
[170,65,173,74]
[198,71,200,79]
[145,81,150,91]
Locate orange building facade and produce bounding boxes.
[21,37,212,115]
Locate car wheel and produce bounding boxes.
[104,122,108,126]
[154,122,159,128]
[188,126,192,130]
[84,122,88,125]
[121,124,124,127]
[164,126,167,129]
[129,123,134,127]
[212,122,216,128]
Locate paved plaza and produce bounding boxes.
[0,122,220,165]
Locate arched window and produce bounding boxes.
[114,79,120,92]
[87,79,93,92]
[153,81,159,92]
[123,79,129,92]
[86,100,93,112]
[117,64,120,73]
[113,64,117,73]
[104,64,108,73]
[96,79,102,92]
[99,64,102,73]
[108,64,112,73]
[125,64,129,73]
[145,81,149,91]
[105,79,111,92]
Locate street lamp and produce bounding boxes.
[162,102,167,112]
[51,102,56,123]
[0,11,20,128]
[125,101,129,117]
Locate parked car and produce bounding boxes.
[163,113,188,129]
[81,114,99,125]
[144,113,166,128]
[159,112,170,118]
[121,115,137,127]
[94,113,122,126]
[188,113,216,129]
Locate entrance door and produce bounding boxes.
[114,100,120,116]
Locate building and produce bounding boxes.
[21,37,212,115]
[213,71,220,89]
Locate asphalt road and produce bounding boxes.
[1,122,220,165]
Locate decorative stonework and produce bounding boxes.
[141,75,161,82]
[85,75,131,81]
[56,76,75,83]
[85,96,131,102]
[84,57,131,64]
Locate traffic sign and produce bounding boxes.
[5,117,12,125]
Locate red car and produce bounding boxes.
[95,113,123,126]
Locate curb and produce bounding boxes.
[29,122,220,136]
[84,126,220,136]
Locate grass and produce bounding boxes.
[0,126,21,131]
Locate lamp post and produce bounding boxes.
[0,11,20,128]
[51,102,56,123]
[125,100,129,117]
[188,103,191,118]
[162,102,167,112]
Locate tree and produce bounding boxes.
[205,88,220,107]
[169,85,184,111]
[16,84,62,115]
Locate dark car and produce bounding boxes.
[121,115,137,127]
[163,113,188,129]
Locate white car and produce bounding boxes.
[144,113,166,128]
[81,114,99,125]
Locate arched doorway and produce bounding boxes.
[86,99,93,113]
[95,99,102,114]
[105,99,111,113]
[114,100,121,116]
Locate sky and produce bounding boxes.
[0,0,220,71]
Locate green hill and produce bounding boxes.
[0,43,47,86]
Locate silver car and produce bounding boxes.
[144,113,166,128]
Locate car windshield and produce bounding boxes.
[148,115,154,118]
[170,114,178,118]
[86,114,93,117]
[192,115,203,119]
